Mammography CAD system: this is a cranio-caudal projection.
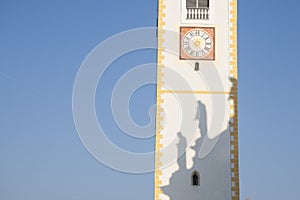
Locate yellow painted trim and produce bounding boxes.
[160,90,231,95]
[229,0,240,199]
[154,0,165,200]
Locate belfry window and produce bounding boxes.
[191,171,200,186]
[186,0,209,20]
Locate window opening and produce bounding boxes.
[191,171,200,186]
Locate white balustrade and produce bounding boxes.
[186,8,209,20]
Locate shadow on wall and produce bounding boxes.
[161,78,237,200]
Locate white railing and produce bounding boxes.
[187,7,209,20]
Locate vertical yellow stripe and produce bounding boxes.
[229,0,240,199]
[154,0,165,200]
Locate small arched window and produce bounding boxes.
[195,62,199,71]
[191,171,200,186]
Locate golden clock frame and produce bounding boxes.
[179,27,215,60]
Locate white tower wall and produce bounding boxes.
[155,0,239,199]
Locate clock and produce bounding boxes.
[180,27,215,60]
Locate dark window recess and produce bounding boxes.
[186,0,209,8]
[195,62,199,71]
[191,171,200,186]
[187,0,197,8]
[199,0,209,7]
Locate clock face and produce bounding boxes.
[180,27,215,60]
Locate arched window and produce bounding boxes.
[195,62,199,71]
[191,171,200,186]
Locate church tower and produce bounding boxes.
[155,0,239,200]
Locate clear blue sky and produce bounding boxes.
[0,0,300,200]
